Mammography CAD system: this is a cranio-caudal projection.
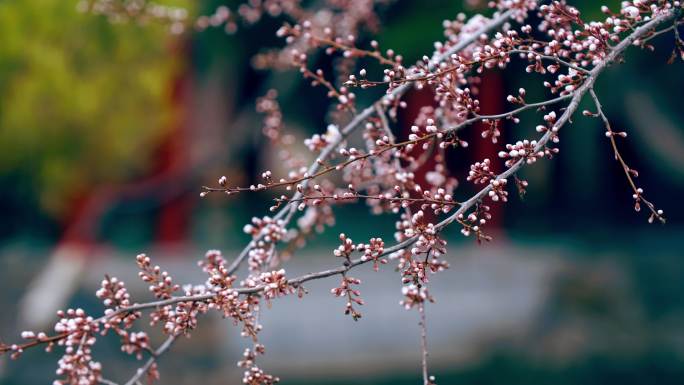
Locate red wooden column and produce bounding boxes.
[471,72,505,228]
[397,71,506,229]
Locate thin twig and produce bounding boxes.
[466,94,572,126]
[508,49,590,73]
[418,302,429,385]
[588,88,664,222]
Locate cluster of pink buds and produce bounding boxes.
[417,185,459,215]
[248,247,273,272]
[538,1,582,30]
[360,237,386,271]
[238,343,265,368]
[488,179,509,202]
[136,254,201,335]
[199,250,236,289]
[97,276,140,332]
[399,251,450,285]
[136,253,179,299]
[498,139,546,167]
[457,203,493,242]
[406,120,440,152]
[246,270,293,302]
[472,36,517,70]
[242,365,280,385]
[390,211,450,284]
[331,233,368,319]
[333,233,355,261]
[243,217,288,272]
[119,331,151,360]
[400,284,433,310]
[481,119,503,143]
[467,158,496,185]
[534,111,560,140]
[492,0,538,22]
[164,297,204,336]
[208,289,262,339]
[207,287,239,316]
[407,211,447,257]
[331,275,364,320]
[54,309,102,385]
[96,276,131,310]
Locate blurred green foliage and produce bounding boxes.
[0,0,190,216]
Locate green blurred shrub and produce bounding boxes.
[0,0,189,216]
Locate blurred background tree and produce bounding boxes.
[0,0,189,221]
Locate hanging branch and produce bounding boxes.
[3,2,681,385]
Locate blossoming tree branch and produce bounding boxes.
[2,0,682,384]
